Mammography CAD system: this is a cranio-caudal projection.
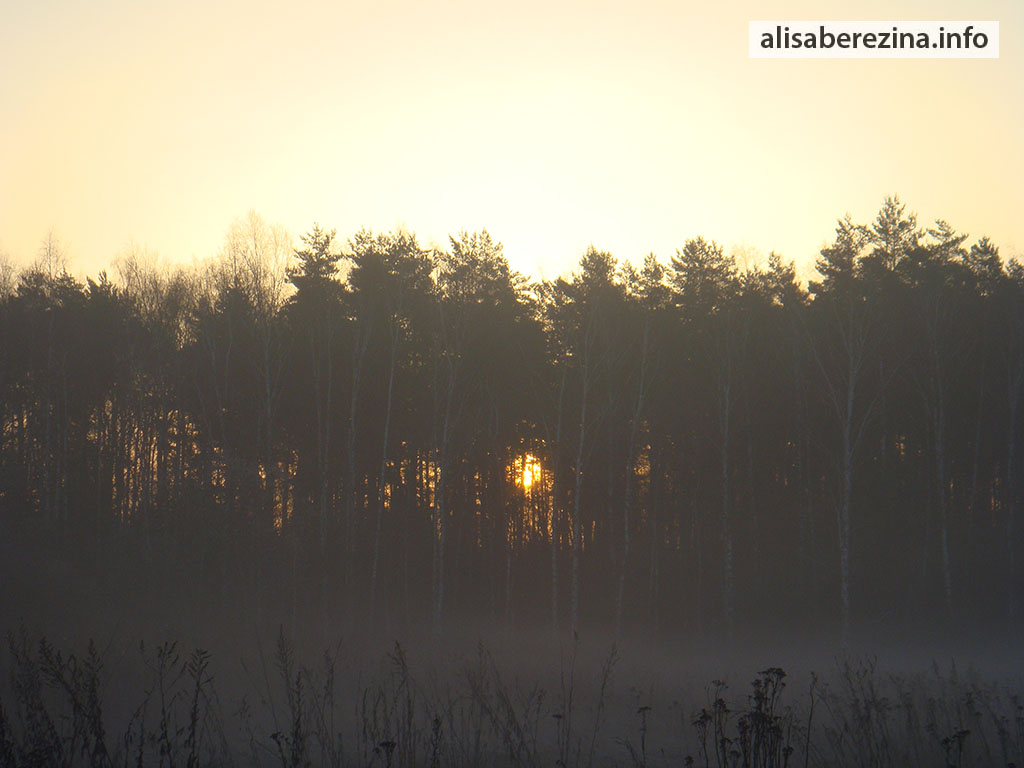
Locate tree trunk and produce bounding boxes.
[369,320,398,623]
[617,322,650,638]
[571,344,590,633]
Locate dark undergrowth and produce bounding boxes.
[0,629,1022,767]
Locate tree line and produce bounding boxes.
[1,198,1021,642]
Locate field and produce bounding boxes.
[2,624,1023,768]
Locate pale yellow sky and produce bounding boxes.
[1,0,1021,281]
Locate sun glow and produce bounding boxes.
[520,453,542,489]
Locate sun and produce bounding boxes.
[520,453,542,489]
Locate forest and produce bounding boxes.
[1,196,1022,650]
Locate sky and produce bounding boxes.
[1,0,1022,282]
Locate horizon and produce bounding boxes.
[0,195,1016,291]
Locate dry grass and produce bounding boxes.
[1,629,1022,767]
